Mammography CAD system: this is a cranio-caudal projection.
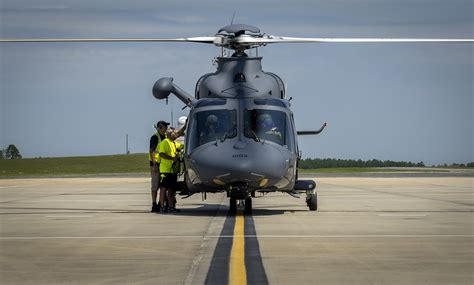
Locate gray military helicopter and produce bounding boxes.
[2,24,472,214]
[150,24,472,214]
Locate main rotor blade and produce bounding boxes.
[0,36,218,43]
[239,36,474,44]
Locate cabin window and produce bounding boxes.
[244,109,294,151]
[188,109,237,151]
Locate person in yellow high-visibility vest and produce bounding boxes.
[149,121,169,212]
[158,128,184,213]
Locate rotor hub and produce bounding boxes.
[215,24,266,51]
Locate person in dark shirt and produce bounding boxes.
[149,120,169,212]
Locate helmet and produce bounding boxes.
[205,115,219,128]
[178,116,187,126]
[154,120,170,130]
[257,113,273,129]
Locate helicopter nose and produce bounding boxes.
[189,140,289,186]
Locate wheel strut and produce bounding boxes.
[229,197,237,214]
[244,197,252,215]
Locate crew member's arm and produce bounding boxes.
[149,135,159,171]
[159,141,177,162]
[175,123,187,137]
[159,152,177,161]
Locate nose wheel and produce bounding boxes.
[228,197,253,215]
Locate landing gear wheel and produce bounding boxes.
[244,197,252,215]
[308,193,318,211]
[229,197,237,214]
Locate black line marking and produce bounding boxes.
[205,213,269,285]
[205,214,235,285]
[245,215,269,284]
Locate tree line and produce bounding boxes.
[442,162,474,168]
[0,144,22,159]
[299,158,426,168]
[299,158,474,168]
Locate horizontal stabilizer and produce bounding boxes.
[297,131,324,135]
[298,122,327,135]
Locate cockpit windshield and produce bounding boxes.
[188,109,237,151]
[244,109,295,150]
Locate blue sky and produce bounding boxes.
[0,0,472,165]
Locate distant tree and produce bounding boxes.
[467,162,474,168]
[416,161,425,167]
[5,144,22,159]
[0,149,3,159]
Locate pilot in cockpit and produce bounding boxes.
[200,115,221,144]
[256,113,282,143]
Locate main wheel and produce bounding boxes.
[229,197,237,214]
[308,193,318,211]
[244,197,252,215]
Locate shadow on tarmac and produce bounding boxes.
[0,203,308,216]
[172,203,305,216]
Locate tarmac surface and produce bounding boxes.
[0,175,473,284]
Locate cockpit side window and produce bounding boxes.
[188,109,237,151]
[244,109,294,150]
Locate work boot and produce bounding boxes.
[169,207,181,213]
[151,203,161,213]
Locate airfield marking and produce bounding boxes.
[229,212,247,285]
[184,195,227,285]
[0,184,42,189]
[244,213,269,284]
[205,214,235,285]
[378,213,427,217]
[205,212,269,285]
[44,215,94,218]
[1,234,473,240]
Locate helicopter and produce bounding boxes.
[151,24,473,214]
[2,24,472,214]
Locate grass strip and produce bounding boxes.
[0,153,149,177]
[0,154,450,178]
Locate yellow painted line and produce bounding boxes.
[229,212,247,285]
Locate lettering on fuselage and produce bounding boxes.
[232,154,248,158]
